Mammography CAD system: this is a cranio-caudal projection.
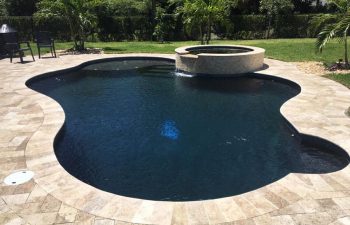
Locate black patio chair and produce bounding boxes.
[3,32,35,63]
[35,31,57,58]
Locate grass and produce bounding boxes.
[89,39,344,64]
[28,38,344,65]
[24,38,350,88]
[86,39,350,88]
[87,39,350,90]
[324,73,350,89]
[22,38,350,88]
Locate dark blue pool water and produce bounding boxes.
[28,58,349,201]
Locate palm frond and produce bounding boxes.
[309,14,339,37]
[327,0,348,13]
[316,24,337,52]
[316,12,350,52]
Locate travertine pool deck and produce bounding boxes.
[1,54,350,225]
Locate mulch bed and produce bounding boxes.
[60,48,103,55]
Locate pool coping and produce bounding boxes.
[1,53,350,225]
[175,45,265,75]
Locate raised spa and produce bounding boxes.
[175,45,265,76]
[27,58,349,201]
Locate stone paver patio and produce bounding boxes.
[0,54,350,225]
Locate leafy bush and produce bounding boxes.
[0,13,328,42]
[217,14,323,39]
[0,16,71,41]
[97,16,151,41]
[34,16,71,41]
[214,15,266,39]
[308,14,339,37]
[275,14,317,38]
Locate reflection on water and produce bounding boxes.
[161,120,179,140]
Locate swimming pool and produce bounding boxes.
[27,58,349,201]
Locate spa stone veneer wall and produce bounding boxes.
[175,45,265,76]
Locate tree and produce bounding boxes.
[103,0,146,16]
[180,0,228,44]
[259,0,294,39]
[150,0,157,38]
[230,0,259,14]
[3,0,38,16]
[35,0,99,51]
[0,0,8,16]
[153,7,176,42]
[292,0,313,13]
[315,0,350,67]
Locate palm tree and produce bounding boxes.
[259,0,294,39]
[316,0,350,67]
[180,0,232,44]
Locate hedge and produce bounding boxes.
[217,14,324,39]
[0,14,327,42]
[229,14,266,39]
[275,14,317,38]
[0,16,70,41]
[0,16,34,41]
[97,16,152,41]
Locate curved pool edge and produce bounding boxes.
[3,54,350,225]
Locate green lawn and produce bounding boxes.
[27,39,350,89]
[44,38,344,64]
[324,73,350,89]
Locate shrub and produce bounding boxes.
[0,13,329,42]
[217,14,324,39]
[216,15,266,39]
[0,16,71,41]
[275,14,317,38]
[34,16,71,41]
[97,16,151,41]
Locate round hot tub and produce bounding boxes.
[175,45,265,76]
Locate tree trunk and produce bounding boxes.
[206,18,211,45]
[150,0,156,40]
[66,9,77,50]
[200,26,204,45]
[345,32,349,68]
[151,0,156,22]
[68,21,76,50]
[74,40,78,50]
[266,15,272,39]
[81,39,85,51]
[74,32,85,51]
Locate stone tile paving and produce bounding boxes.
[0,54,350,225]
